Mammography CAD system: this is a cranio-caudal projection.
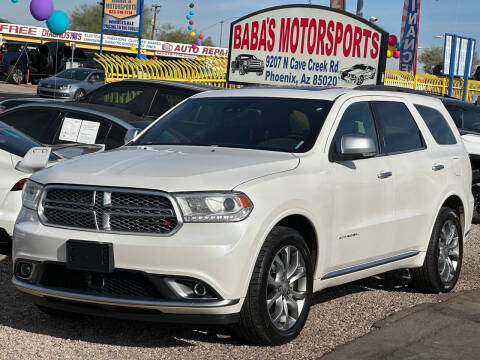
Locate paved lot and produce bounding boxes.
[0,226,478,359]
[0,83,37,99]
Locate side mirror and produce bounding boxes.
[15,147,51,173]
[124,128,140,144]
[334,135,377,161]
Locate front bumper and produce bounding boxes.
[37,87,74,99]
[13,207,262,315]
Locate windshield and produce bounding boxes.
[55,69,91,81]
[353,65,367,70]
[133,97,333,153]
[445,104,480,131]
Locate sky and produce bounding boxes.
[3,0,480,52]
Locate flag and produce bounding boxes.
[400,0,422,73]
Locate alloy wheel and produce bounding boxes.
[438,219,460,284]
[266,245,307,331]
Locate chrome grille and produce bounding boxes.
[40,186,180,235]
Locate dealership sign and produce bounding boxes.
[227,5,388,87]
[103,0,143,35]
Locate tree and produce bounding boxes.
[70,3,152,39]
[419,46,480,74]
[155,24,215,46]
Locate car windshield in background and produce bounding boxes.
[133,97,333,153]
[445,104,480,132]
[56,69,91,81]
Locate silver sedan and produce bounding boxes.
[37,68,105,101]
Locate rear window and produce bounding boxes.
[415,105,457,145]
[444,103,480,132]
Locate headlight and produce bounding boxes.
[22,180,44,210]
[175,192,253,223]
[59,85,71,90]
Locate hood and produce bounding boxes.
[41,77,81,86]
[31,146,300,192]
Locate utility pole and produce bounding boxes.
[151,4,162,40]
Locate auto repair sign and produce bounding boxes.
[227,5,388,87]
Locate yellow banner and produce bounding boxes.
[104,0,139,20]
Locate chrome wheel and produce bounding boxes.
[266,245,307,331]
[438,219,460,284]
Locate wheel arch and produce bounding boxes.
[441,194,465,233]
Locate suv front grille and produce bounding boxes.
[41,186,179,235]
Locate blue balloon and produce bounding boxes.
[186,15,191,20]
[46,10,69,35]
[190,11,195,16]
[188,25,193,31]
[11,0,19,3]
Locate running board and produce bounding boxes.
[321,251,420,280]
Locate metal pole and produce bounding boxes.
[219,20,224,48]
[448,35,457,97]
[137,0,145,58]
[99,1,105,54]
[151,4,161,40]
[357,0,364,17]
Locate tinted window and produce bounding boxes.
[332,102,378,154]
[415,105,457,145]
[372,101,424,154]
[0,124,40,157]
[444,104,480,132]
[87,86,155,117]
[105,124,127,149]
[148,91,190,118]
[134,97,333,153]
[0,109,62,144]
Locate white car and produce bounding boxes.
[12,88,473,345]
[0,122,104,253]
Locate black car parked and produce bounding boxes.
[0,103,150,150]
[79,80,219,120]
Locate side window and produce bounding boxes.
[332,102,379,154]
[53,112,111,146]
[104,124,127,149]
[445,104,480,132]
[87,86,156,117]
[371,101,424,154]
[148,91,190,119]
[415,105,457,145]
[0,109,62,144]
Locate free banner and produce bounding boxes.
[102,0,143,35]
[399,0,421,73]
[227,5,388,88]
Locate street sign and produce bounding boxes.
[227,5,388,88]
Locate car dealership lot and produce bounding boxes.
[0,227,478,359]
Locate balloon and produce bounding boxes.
[186,15,191,20]
[189,20,194,25]
[192,44,198,49]
[46,10,69,35]
[72,32,78,40]
[396,41,401,50]
[393,50,401,59]
[387,49,393,58]
[190,11,195,16]
[11,0,19,3]
[388,34,398,47]
[130,46,136,51]
[30,0,54,21]
[189,3,195,8]
[188,25,193,31]
[190,31,196,37]
[199,34,204,40]
[197,40,202,46]
[388,44,396,52]
[153,56,158,60]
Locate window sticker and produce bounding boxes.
[59,118,100,144]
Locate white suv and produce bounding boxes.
[13,88,473,345]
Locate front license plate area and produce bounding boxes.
[66,240,114,273]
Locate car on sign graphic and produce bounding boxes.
[231,54,265,76]
[340,64,376,85]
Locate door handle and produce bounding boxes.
[377,171,393,179]
[432,164,445,171]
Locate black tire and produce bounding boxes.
[472,169,480,224]
[257,71,263,76]
[36,305,78,318]
[7,66,24,84]
[239,67,245,76]
[233,226,313,345]
[410,207,463,293]
[73,89,86,101]
[356,76,364,86]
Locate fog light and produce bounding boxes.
[17,262,32,278]
[193,283,207,297]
